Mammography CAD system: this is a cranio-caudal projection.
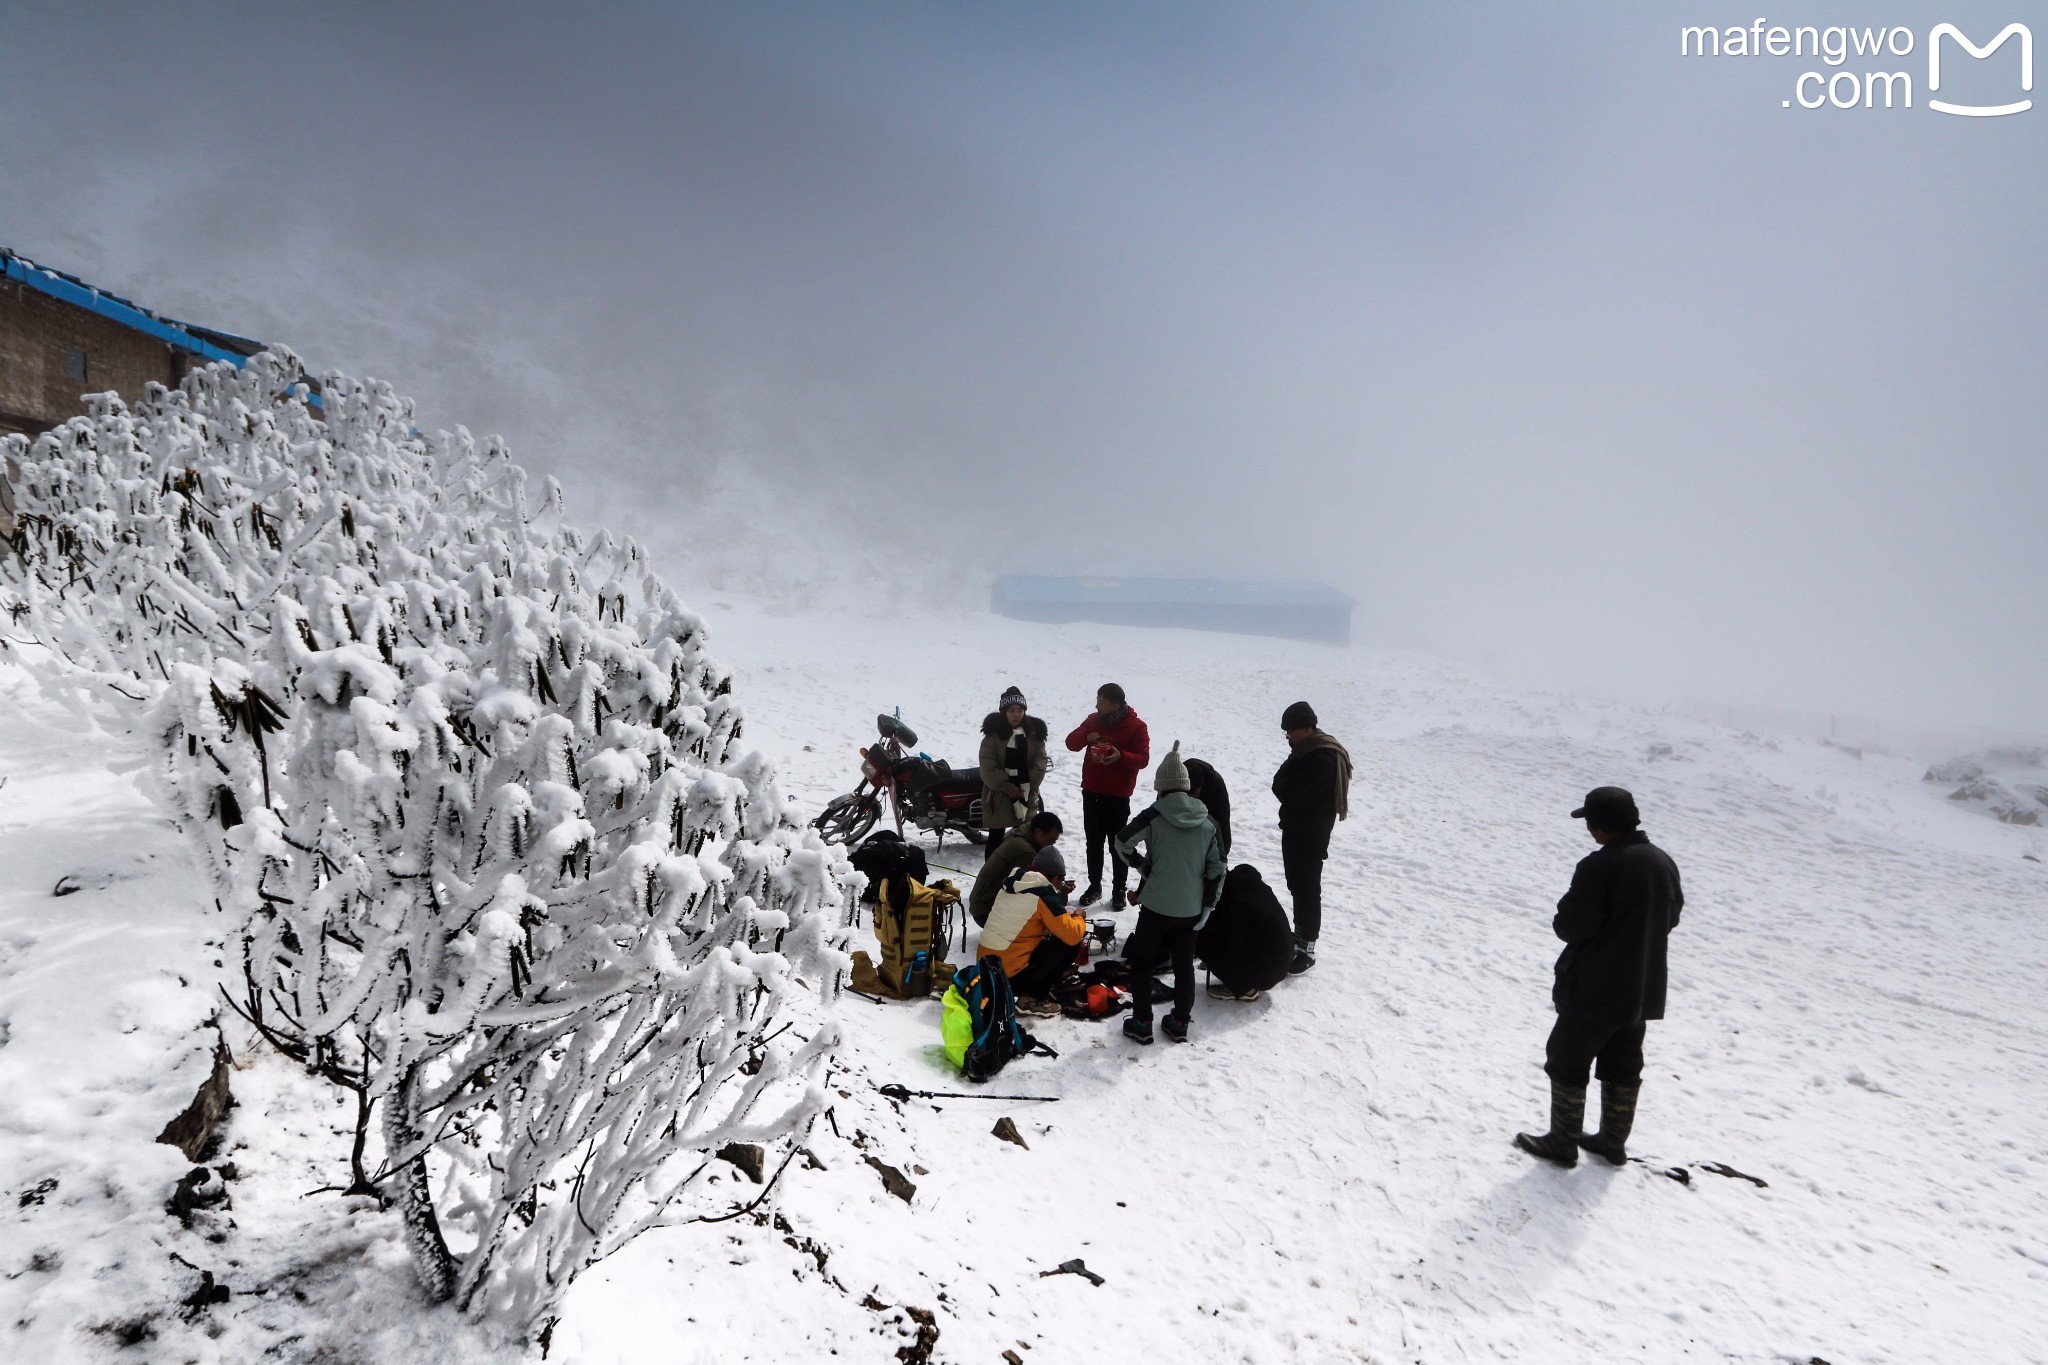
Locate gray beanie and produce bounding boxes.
[1154,740,1190,794]
[1030,844,1067,882]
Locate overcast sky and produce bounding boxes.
[2,1,2042,734]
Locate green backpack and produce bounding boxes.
[941,959,1055,1081]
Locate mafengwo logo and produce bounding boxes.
[1680,20,2032,113]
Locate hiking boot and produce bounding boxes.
[1206,982,1261,1002]
[1287,950,1316,976]
[1015,996,1061,1018]
[1078,883,1103,908]
[1576,1082,1640,1166]
[1513,1130,1580,1166]
[1514,1081,1586,1168]
[1160,1012,1189,1044]
[1122,1016,1154,1045]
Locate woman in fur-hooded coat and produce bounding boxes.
[979,685,1049,836]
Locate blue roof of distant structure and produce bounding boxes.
[1,246,268,368]
[992,575,1354,644]
[994,575,1353,607]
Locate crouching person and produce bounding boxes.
[1114,742,1225,1045]
[970,811,1064,928]
[976,845,1085,1015]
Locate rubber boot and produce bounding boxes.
[1513,1081,1586,1167]
[1576,1082,1639,1166]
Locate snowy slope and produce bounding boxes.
[554,602,2048,1364]
[4,595,2045,1363]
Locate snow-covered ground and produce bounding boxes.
[4,594,2045,1362]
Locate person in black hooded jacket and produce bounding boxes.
[1515,786,1684,1169]
[1185,758,1232,859]
[978,686,1048,859]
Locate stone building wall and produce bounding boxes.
[0,277,192,438]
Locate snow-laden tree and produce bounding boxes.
[0,353,855,1333]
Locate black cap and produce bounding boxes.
[1571,786,1640,828]
[1281,700,1317,730]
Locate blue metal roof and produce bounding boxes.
[1,247,267,368]
[993,575,1353,608]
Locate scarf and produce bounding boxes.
[1294,730,1354,820]
[1003,725,1031,783]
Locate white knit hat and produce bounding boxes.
[1154,740,1190,793]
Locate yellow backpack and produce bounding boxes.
[872,876,958,996]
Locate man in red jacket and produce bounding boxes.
[1064,682,1151,907]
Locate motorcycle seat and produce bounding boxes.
[906,760,982,798]
[933,769,983,798]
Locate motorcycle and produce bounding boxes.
[813,711,987,852]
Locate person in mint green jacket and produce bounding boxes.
[1114,742,1226,1045]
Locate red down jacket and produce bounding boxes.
[1064,706,1150,799]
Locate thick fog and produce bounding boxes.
[2,1,2042,736]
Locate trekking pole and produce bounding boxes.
[877,1083,1059,1104]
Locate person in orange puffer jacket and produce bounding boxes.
[975,845,1085,1012]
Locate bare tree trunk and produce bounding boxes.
[385,1067,458,1303]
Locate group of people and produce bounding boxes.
[965,682,1352,1046]
[955,682,1687,1168]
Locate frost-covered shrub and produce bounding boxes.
[0,353,855,1334]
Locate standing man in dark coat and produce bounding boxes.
[1271,701,1351,975]
[1515,786,1684,1167]
[1063,683,1150,908]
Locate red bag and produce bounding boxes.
[1054,979,1128,1020]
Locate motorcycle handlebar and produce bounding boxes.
[876,713,919,748]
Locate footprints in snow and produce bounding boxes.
[50,852,159,897]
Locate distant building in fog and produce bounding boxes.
[993,574,1354,645]
[0,247,266,439]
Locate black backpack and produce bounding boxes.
[849,831,929,914]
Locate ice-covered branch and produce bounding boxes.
[0,353,857,1337]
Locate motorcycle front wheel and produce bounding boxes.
[813,792,881,845]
